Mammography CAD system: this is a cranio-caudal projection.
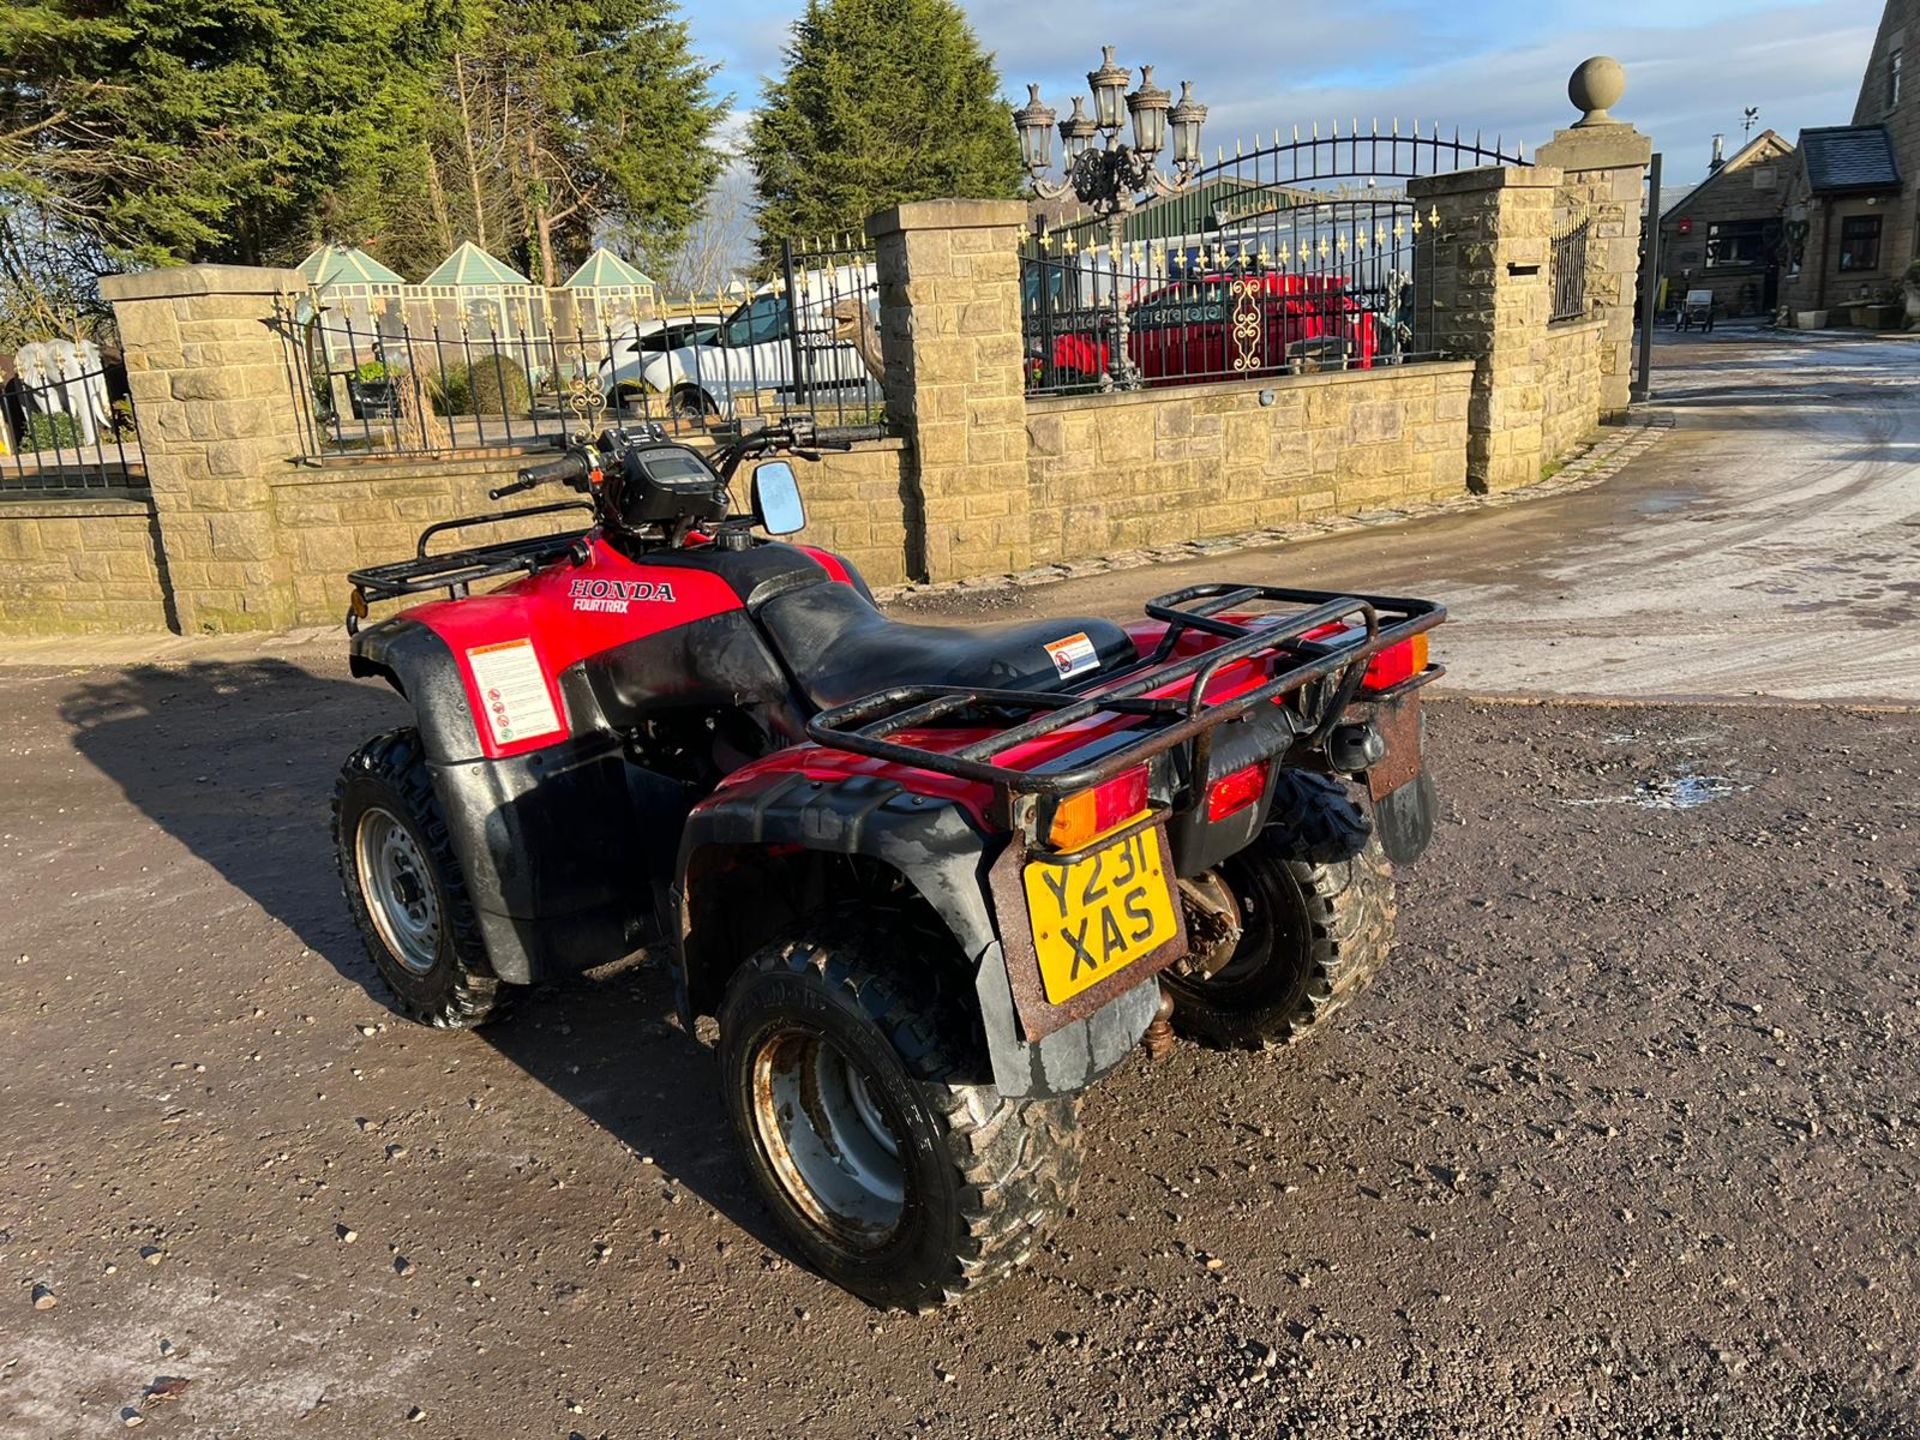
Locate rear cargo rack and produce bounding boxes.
[347,501,594,604]
[805,584,1444,798]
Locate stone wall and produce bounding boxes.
[272,456,556,626]
[1026,363,1474,565]
[774,440,915,588]
[0,495,171,635]
[1537,122,1653,418]
[5,80,1649,642]
[1541,319,1606,466]
[1409,166,1559,493]
[100,266,308,634]
[868,201,1032,582]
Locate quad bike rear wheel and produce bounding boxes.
[1165,770,1394,1049]
[333,728,512,1029]
[718,922,1081,1310]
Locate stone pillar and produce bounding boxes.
[866,200,1030,583]
[101,265,307,633]
[1536,58,1653,419]
[1408,165,1560,493]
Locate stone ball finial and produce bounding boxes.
[1569,56,1626,126]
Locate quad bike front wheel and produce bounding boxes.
[1165,770,1395,1049]
[333,728,512,1029]
[718,922,1081,1310]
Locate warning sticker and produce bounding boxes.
[465,639,563,748]
[1045,631,1101,680]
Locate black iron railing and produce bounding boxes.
[274,237,886,462]
[778,235,886,436]
[1021,120,1527,395]
[1,334,145,493]
[1551,217,1591,323]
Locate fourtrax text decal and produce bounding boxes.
[569,578,677,614]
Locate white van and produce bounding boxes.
[638,264,878,420]
[595,314,726,405]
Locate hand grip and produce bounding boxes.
[489,451,588,500]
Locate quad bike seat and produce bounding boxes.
[755,577,1137,712]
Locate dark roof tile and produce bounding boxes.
[1800,125,1902,194]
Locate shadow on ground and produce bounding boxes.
[57,658,782,1251]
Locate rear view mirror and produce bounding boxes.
[752,460,806,535]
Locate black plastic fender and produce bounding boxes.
[349,615,485,763]
[347,614,660,983]
[673,769,1157,1099]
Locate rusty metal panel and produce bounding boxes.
[986,825,1190,1043]
[1366,692,1424,801]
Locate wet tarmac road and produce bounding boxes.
[903,330,1920,704]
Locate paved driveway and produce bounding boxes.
[903,330,1920,703]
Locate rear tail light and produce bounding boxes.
[1206,760,1270,822]
[1362,632,1429,692]
[1048,765,1150,850]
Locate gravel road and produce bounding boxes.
[3,653,1915,1438]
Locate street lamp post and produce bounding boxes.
[1014,49,1207,390]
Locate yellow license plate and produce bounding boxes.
[1023,827,1177,1005]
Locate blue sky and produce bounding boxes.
[690,0,1882,190]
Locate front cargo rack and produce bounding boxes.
[346,501,595,605]
[805,584,1445,797]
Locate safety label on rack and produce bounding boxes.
[466,639,563,747]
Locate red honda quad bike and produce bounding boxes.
[332,419,1445,1309]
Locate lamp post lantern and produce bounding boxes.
[1014,49,1206,390]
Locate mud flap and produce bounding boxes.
[1365,691,1436,865]
[1373,768,1437,864]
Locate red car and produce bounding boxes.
[1030,270,1379,388]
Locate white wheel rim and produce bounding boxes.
[355,806,442,975]
[751,1029,907,1247]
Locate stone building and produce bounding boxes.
[1780,0,1917,318]
[1657,130,1793,317]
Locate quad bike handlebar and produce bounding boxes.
[490,451,594,500]
[712,419,853,478]
[349,416,849,621]
[488,419,849,505]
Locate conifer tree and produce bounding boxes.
[748,0,1024,257]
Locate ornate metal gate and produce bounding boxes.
[1022,120,1527,394]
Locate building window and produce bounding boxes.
[1839,214,1884,271]
[1704,220,1768,268]
[1892,48,1904,109]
